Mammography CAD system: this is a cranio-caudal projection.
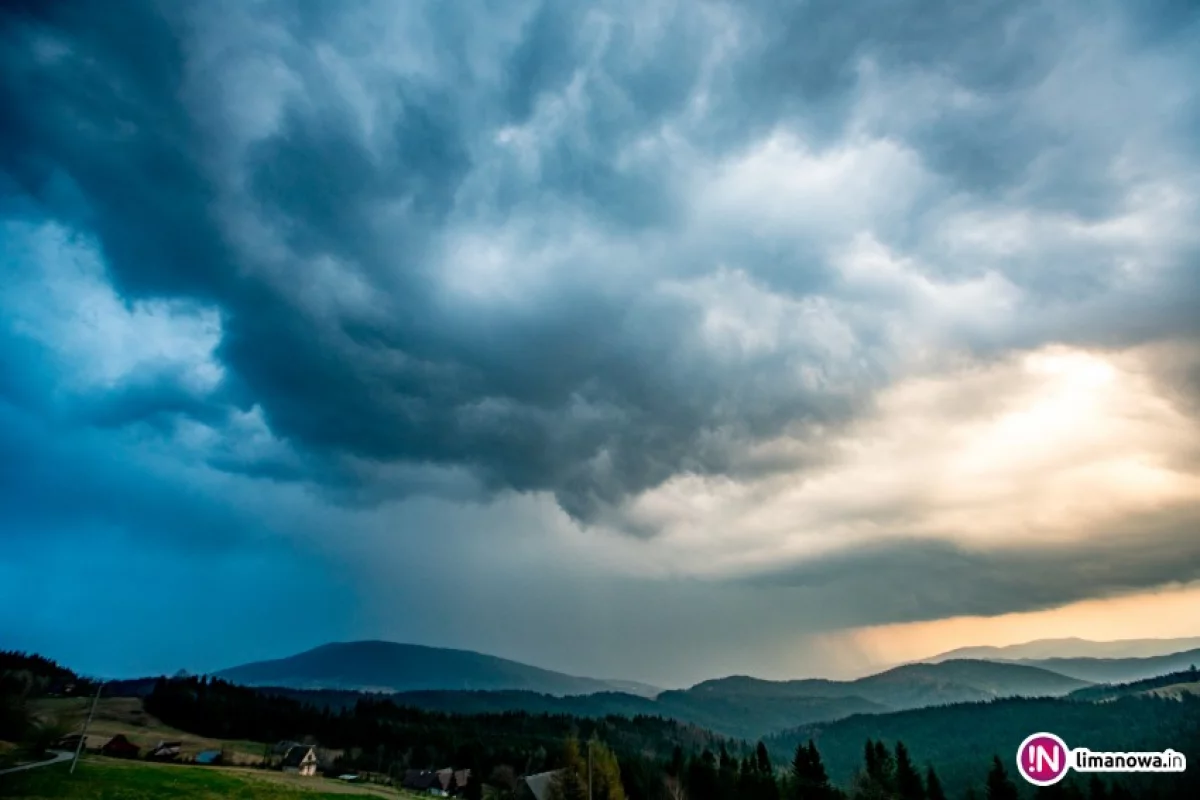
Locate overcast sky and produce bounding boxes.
[3,0,1200,688]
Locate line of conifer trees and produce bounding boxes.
[667,737,1154,800]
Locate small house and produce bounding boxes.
[439,768,472,796]
[519,770,564,800]
[100,735,140,759]
[147,741,182,761]
[403,770,443,794]
[281,744,318,777]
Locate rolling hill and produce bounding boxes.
[928,636,1200,662]
[214,646,1093,740]
[680,659,1090,710]
[1010,647,1200,684]
[1068,667,1200,702]
[214,640,660,697]
[244,684,888,741]
[764,692,1200,799]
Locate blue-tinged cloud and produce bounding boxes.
[3,0,1200,681]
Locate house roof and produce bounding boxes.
[403,770,441,790]
[101,735,139,752]
[523,770,563,800]
[281,745,315,767]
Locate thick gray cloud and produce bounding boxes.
[3,0,1200,680]
[4,0,1198,521]
[749,504,1200,629]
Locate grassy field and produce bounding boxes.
[1141,681,1200,700]
[28,698,268,764]
[0,756,416,799]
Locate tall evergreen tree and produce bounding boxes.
[717,744,738,800]
[1086,776,1108,800]
[925,765,946,800]
[754,742,780,800]
[894,742,924,800]
[984,756,1019,800]
[871,741,895,793]
[589,740,627,800]
[547,738,588,800]
[863,740,878,779]
[850,738,892,800]
[669,746,685,778]
[792,740,834,800]
[687,749,720,800]
[757,742,774,775]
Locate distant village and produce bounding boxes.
[50,731,563,799]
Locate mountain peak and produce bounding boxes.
[214,640,661,698]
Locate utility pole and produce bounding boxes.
[70,682,103,774]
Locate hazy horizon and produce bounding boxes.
[4,0,1200,688]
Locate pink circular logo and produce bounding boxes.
[1016,732,1070,786]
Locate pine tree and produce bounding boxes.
[863,740,877,779]
[925,765,946,800]
[718,744,738,800]
[871,741,895,792]
[754,742,780,800]
[688,749,720,800]
[792,741,813,788]
[806,742,829,788]
[547,738,588,800]
[985,756,1019,800]
[590,740,626,800]
[757,742,774,775]
[894,742,924,800]
[670,746,685,779]
[1086,776,1108,800]
[793,740,834,800]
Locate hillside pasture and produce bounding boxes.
[29,697,269,764]
[0,756,416,799]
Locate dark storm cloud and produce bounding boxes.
[2,0,1199,528]
[748,504,1200,629]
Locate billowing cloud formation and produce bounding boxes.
[2,0,1200,682]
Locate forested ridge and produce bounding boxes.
[4,652,1198,799]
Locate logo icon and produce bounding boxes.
[1017,732,1070,786]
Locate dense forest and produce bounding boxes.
[765,692,1200,798]
[1066,666,1200,701]
[4,652,1199,799]
[242,685,884,741]
[144,675,736,797]
[0,650,97,741]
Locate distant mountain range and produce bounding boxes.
[1068,666,1200,702]
[764,674,1200,799]
[925,638,1200,684]
[1005,648,1200,684]
[214,641,661,698]
[680,659,1089,710]
[928,636,1200,662]
[216,641,1097,739]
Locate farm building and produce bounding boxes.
[281,744,318,777]
[99,735,140,759]
[147,740,182,761]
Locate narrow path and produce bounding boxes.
[0,749,72,776]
